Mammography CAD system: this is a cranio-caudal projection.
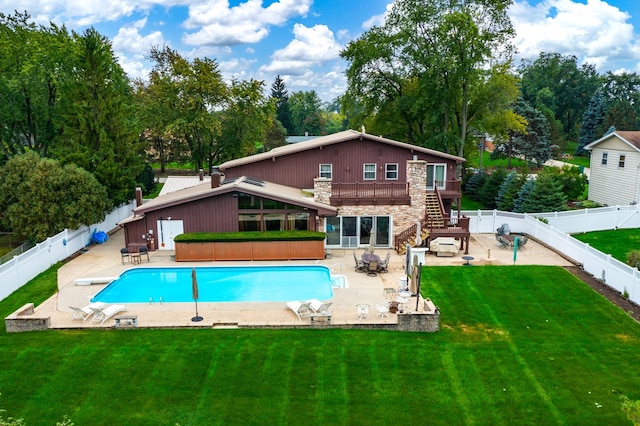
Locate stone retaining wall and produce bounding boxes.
[5,303,50,333]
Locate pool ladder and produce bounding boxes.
[149,296,164,305]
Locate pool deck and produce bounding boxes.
[23,229,573,330]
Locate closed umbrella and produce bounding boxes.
[409,264,419,295]
[415,221,422,247]
[367,229,375,254]
[191,268,203,322]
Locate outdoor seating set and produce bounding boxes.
[353,250,391,276]
[495,223,529,249]
[121,246,150,265]
[69,302,127,325]
[357,288,412,321]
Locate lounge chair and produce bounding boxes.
[70,302,107,321]
[89,304,126,325]
[307,299,332,314]
[286,301,312,321]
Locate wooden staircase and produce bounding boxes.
[425,192,445,228]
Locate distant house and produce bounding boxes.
[584,131,640,206]
[119,129,467,252]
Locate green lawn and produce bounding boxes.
[572,228,640,264]
[1,264,640,424]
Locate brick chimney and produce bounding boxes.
[211,166,221,188]
[135,187,143,207]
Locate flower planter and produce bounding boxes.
[175,240,325,261]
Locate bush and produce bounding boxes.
[174,230,326,243]
[626,250,640,270]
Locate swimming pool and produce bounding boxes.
[91,265,334,303]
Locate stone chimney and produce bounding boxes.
[211,166,221,188]
[135,187,143,207]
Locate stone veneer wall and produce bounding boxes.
[313,161,427,235]
[397,312,440,332]
[5,303,50,333]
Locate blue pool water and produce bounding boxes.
[91,265,333,303]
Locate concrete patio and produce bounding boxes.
[8,228,574,331]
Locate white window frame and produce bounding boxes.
[385,163,398,180]
[426,164,446,190]
[319,164,332,179]
[363,163,376,180]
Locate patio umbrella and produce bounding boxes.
[415,221,422,247]
[513,236,519,265]
[191,268,203,322]
[409,264,419,296]
[367,228,375,254]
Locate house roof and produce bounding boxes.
[219,129,466,170]
[127,176,338,219]
[584,131,640,152]
[159,176,211,196]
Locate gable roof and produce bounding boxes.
[219,129,465,170]
[584,131,640,152]
[159,176,211,196]
[130,176,337,217]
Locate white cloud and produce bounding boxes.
[261,24,342,75]
[182,0,312,46]
[362,1,393,29]
[510,0,640,72]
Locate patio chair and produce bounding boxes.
[366,260,378,277]
[356,303,370,320]
[353,251,365,272]
[377,251,391,273]
[138,246,150,262]
[89,304,126,325]
[286,301,312,321]
[307,299,333,314]
[375,302,390,319]
[69,302,107,321]
[120,248,131,265]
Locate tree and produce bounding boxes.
[289,91,325,136]
[519,173,566,213]
[263,119,287,152]
[218,79,273,161]
[341,0,518,156]
[519,52,600,143]
[512,178,535,213]
[576,90,605,155]
[478,167,508,209]
[539,166,587,201]
[0,153,108,241]
[270,75,293,135]
[496,171,527,211]
[52,27,143,207]
[494,99,552,168]
[144,46,227,173]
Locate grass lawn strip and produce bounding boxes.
[2,264,640,424]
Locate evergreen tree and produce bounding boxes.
[464,172,487,202]
[270,75,293,135]
[496,171,526,211]
[479,168,508,209]
[576,90,605,155]
[513,178,535,213]
[520,174,567,213]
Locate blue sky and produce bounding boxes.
[3,0,639,102]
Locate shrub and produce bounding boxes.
[626,250,640,270]
[174,230,326,243]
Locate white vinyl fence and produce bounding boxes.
[0,202,135,302]
[461,205,640,305]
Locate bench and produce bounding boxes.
[114,315,138,328]
[423,298,438,314]
[309,313,331,324]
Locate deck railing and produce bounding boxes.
[330,182,409,203]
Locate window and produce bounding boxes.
[363,163,376,180]
[319,164,332,179]
[619,155,626,168]
[385,163,398,180]
[601,152,608,165]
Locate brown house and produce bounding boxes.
[119,129,467,252]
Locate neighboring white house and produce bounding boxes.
[584,131,640,206]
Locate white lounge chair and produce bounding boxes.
[306,299,332,314]
[90,304,126,325]
[286,301,312,321]
[69,302,107,321]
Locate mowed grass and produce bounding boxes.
[572,228,640,264]
[1,265,640,424]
